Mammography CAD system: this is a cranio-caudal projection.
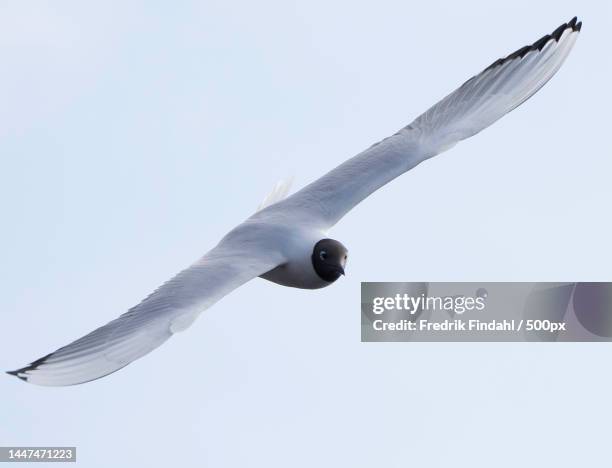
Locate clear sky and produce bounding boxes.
[1,1,611,466]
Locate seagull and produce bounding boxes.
[8,17,582,385]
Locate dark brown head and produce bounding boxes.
[312,238,348,283]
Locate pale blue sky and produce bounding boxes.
[1,1,611,466]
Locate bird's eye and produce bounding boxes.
[320,250,328,260]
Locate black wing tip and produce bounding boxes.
[484,16,582,72]
[6,370,28,381]
[6,352,55,381]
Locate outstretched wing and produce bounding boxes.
[270,18,581,229]
[7,229,283,386]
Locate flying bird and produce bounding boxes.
[8,17,582,385]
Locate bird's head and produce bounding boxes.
[311,238,348,283]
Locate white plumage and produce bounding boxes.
[8,17,581,385]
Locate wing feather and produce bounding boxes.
[7,230,283,386]
[268,18,581,228]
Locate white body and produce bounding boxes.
[253,223,330,290]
